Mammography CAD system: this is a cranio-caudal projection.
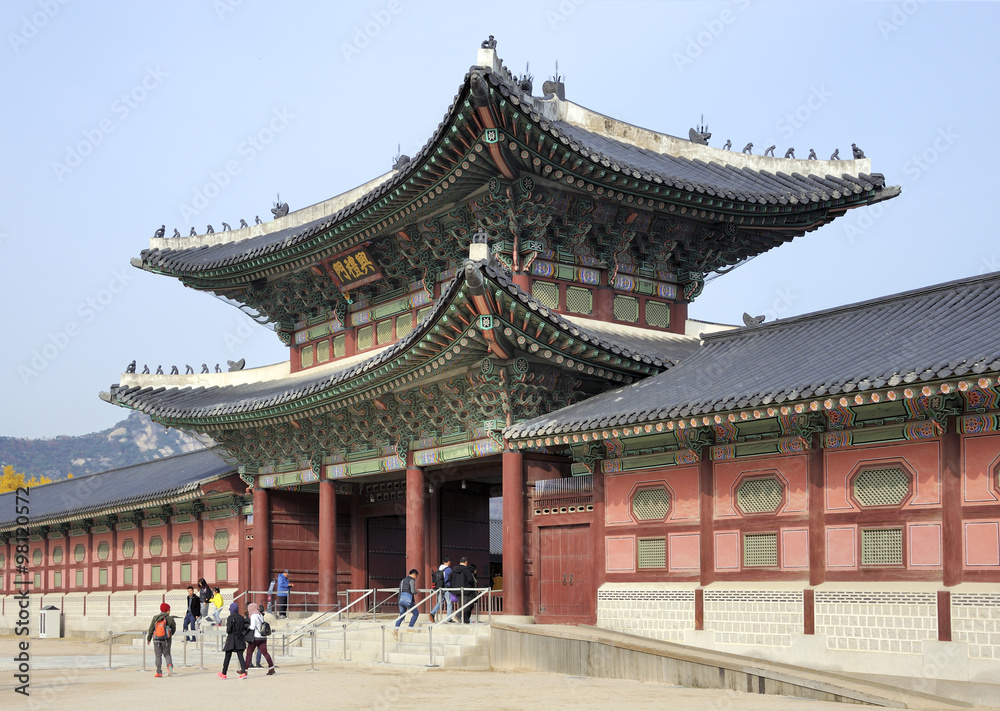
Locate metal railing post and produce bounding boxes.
[183,637,188,667]
[198,629,205,670]
[106,630,113,670]
[380,625,386,663]
[341,623,347,661]
[141,637,146,672]
[309,629,316,671]
[427,624,438,668]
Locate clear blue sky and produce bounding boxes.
[1,1,996,439]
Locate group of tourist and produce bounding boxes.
[392,555,481,639]
[144,571,294,679]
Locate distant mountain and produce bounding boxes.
[0,411,208,480]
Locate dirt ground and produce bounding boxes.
[0,637,941,710]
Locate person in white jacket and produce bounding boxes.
[242,602,275,675]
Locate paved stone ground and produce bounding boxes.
[0,637,965,710]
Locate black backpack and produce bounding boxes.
[430,569,446,590]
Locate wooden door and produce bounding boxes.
[537,524,593,623]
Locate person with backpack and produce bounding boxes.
[428,557,452,623]
[145,602,176,678]
[392,569,419,640]
[218,602,247,679]
[243,602,275,675]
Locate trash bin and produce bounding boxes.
[39,605,63,638]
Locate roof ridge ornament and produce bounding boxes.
[689,115,710,145]
[742,312,765,327]
[542,61,565,100]
[271,193,289,219]
[481,35,496,50]
[392,143,410,170]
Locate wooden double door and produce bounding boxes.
[537,524,594,624]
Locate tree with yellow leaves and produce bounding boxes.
[0,465,52,493]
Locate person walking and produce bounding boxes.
[210,587,224,626]
[197,578,212,620]
[218,602,247,679]
[243,602,275,675]
[392,569,419,640]
[145,602,176,678]
[450,557,477,623]
[428,557,452,623]
[276,569,291,618]
[183,586,200,642]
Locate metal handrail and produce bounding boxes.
[388,589,438,629]
[280,590,375,648]
[433,587,490,626]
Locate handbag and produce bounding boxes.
[399,591,413,608]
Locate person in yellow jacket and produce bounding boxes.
[210,587,224,626]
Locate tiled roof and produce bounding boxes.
[505,272,1000,440]
[548,118,892,207]
[0,448,234,530]
[136,54,897,279]
[109,261,695,424]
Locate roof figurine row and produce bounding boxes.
[689,123,865,161]
[125,358,245,375]
[151,197,289,239]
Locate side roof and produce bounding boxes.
[0,448,235,531]
[506,271,1000,440]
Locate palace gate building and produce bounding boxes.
[98,42,1000,680]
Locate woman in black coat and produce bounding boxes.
[219,602,247,679]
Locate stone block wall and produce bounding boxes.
[814,591,937,654]
[597,588,693,642]
[704,590,802,647]
[952,592,1000,660]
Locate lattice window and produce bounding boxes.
[75,570,83,587]
[638,538,666,568]
[854,467,909,507]
[300,344,314,368]
[150,565,161,584]
[54,571,61,588]
[214,529,229,552]
[737,477,783,513]
[74,544,85,562]
[566,286,593,314]
[333,334,346,358]
[743,533,778,566]
[377,319,394,345]
[180,562,191,582]
[532,280,560,309]
[645,300,670,328]
[216,560,228,581]
[32,549,41,565]
[357,326,373,351]
[148,536,163,556]
[613,295,639,322]
[316,339,331,363]
[177,533,193,554]
[396,314,414,339]
[123,567,133,585]
[861,528,903,565]
[632,487,670,521]
[417,306,434,324]
[97,542,109,561]
[122,539,135,558]
[99,569,108,586]
[52,547,63,564]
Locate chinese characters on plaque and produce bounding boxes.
[323,247,382,290]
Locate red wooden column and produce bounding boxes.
[502,450,526,616]
[942,420,962,587]
[318,479,338,608]
[807,444,826,587]
[406,464,426,582]
[698,454,715,587]
[252,486,271,598]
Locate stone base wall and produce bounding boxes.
[815,590,937,654]
[0,588,238,638]
[596,583,1000,684]
[596,587,693,642]
[705,590,802,647]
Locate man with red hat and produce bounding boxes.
[146,602,177,678]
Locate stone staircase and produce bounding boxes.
[279,618,491,669]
